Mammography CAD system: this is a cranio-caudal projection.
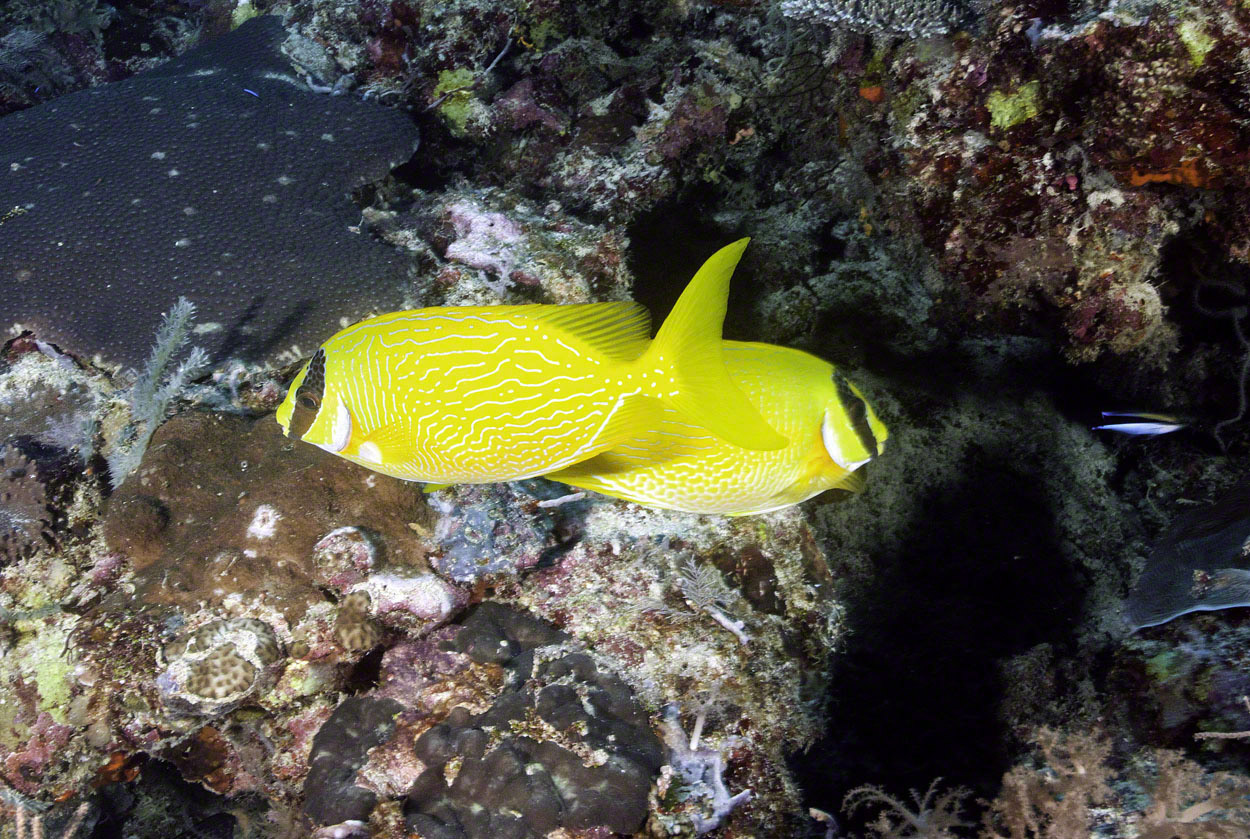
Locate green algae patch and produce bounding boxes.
[523,18,564,50]
[987,80,1041,131]
[231,1,260,29]
[1144,649,1182,684]
[14,620,76,724]
[434,69,479,136]
[1177,19,1215,67]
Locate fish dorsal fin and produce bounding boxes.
[521,301,652,362]
[639,239,788,452]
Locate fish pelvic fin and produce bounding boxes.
[638,239,788,452]
[829,468,867,494]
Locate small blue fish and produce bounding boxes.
[1093,411,1185,436]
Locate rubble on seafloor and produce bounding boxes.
[5,0,1250,836]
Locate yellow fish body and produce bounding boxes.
[545,341,889,515]
[276,240,786,483]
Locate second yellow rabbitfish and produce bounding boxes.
[546,341,889,515]
[275,239,787,483]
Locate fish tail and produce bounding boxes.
[638,239,787,451]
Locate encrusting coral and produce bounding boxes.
[0,16,418,369]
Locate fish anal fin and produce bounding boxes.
[522,301,652,362]
[584,395,666,455]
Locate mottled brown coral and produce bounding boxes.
[101,411,437,620]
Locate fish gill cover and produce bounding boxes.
[0,15,419,369]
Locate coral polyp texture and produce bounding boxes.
[780,0,974,37]
[159,617,284,714]
[402,604,664,838]
[0,15,418,369]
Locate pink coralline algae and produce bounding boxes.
[444,200,525,281]
[2,712,73,796]
[346,572,467,635]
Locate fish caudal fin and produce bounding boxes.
[641,239,788,451]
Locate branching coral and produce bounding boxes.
[659,703,753,835]
[779,0,974,37]
[106,297,208,488]
[843,778,972,838]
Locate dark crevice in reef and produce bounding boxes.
[88,758,253,838]
[343,645,386,695]
[793,448,1087,827]
[626,189,753,337]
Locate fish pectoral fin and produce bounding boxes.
[523,301,652,362]
[585,395,666,453]
[422,483,452,493]
[829,469,866,494]
[354,421,413,466]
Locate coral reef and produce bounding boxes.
[100,410,439,618]
[780,0,975,38]
[158,617,284,716]
[402,603,664,838]
[303,696,404,826]
[5,1,1250,836]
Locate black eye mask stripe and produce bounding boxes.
[832,370,878,459]
[290,348,326,439]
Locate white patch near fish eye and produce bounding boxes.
[331,401,352,452]
[822,409,871,472]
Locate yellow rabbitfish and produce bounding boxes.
[545,342,889,515]
[275,240,787,483]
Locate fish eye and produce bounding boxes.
[288,349,328,439]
